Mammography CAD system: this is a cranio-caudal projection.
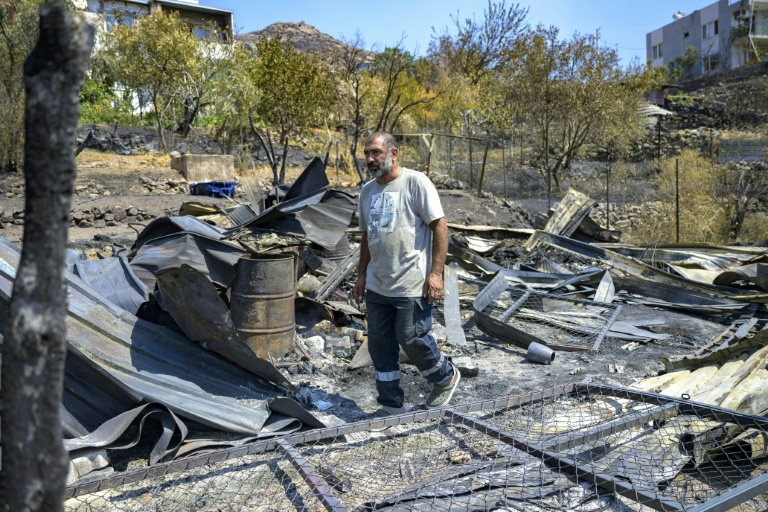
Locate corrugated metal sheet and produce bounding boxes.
[0,240,314,437]
[130,232,245,290]
[638,103,674,117]
[225,158,356,250]
[73,256,149,314]
[133,215,226,250]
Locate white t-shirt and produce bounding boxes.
[359,168,444,297]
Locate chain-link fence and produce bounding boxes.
[395,131,548,200]
[65,384,768,511]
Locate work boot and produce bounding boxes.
[426,365,461,409]
[373,405,406,417]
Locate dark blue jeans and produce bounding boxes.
[366,290,453,408]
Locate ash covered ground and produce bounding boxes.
[0,154,729,428]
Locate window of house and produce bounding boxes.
[191,26,210,40]
[702,20,719,39]
[684,31,689,38]
[104,13,134,33]
[703,53,720,72]
[652,44,658,59]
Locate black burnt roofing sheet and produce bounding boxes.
[0,240,312,438]
[129,232,246,290]
[226,204,259,226]
[598,244,768,271]
[529,231,768,303]
[282,156,329,202]
[133,215,227,251]
[227,188,357,251]
[62,344,143,437]
[263,156,330,208]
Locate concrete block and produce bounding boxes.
[171,154,235,182]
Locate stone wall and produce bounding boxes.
[0,204,170,230]
[682,61,768,93]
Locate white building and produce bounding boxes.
[646,0,764,77]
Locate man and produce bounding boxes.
[353,131,459,416]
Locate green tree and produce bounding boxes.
[175,21,232,137]
[0,0,76,171]
[205,44,261,152]
[368,43,438,133]
[428,0,528,86]
[667,45,699,82]
[333,33,373,180]
[107,10,200,150]
[494,25,662,191]
[251,32,335,142]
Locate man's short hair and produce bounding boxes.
[364,131,398,153]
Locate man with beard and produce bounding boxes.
[353,131,459,416]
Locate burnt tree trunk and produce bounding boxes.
[0,5,93,512]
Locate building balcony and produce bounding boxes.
[752,21,768,36]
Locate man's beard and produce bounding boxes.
[372,152,394,179]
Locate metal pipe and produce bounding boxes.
[527,342,555,364]
[477,137,490,194]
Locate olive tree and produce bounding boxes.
[108,10,200,150]
[333,34,373,181]
[248,32,335,183]
[0,0,78,171]
[367,43,438,133]
[251,32,335,143]
[494,25,662,191]
[428,0,528,86]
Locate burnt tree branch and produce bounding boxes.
[0,4,93,511]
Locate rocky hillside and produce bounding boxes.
[237,21,374,61]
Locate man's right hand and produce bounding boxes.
[353,276,366,302]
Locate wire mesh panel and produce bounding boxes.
[64,385,768,512]
[475,283,621,351]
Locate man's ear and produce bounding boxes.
[391,147,399,161]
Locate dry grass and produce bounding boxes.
[631,151,731,245]
[737,213,768,244]
[75,150,170,170]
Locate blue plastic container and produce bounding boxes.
[189,181,236,198]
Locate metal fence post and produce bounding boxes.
[502,136,507,199]
[606,163,611,230]
[477,138,490,195]
[426,133,435,177]
[675,158,680,243]
[469,134,474,187]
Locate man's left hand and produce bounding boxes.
[423,272,443,304]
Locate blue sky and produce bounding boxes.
[201,0,711,65]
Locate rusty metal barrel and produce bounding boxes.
[230,253,295,359]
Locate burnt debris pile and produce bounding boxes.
[5,161,768,510]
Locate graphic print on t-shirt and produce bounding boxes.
[367,191,398,244]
